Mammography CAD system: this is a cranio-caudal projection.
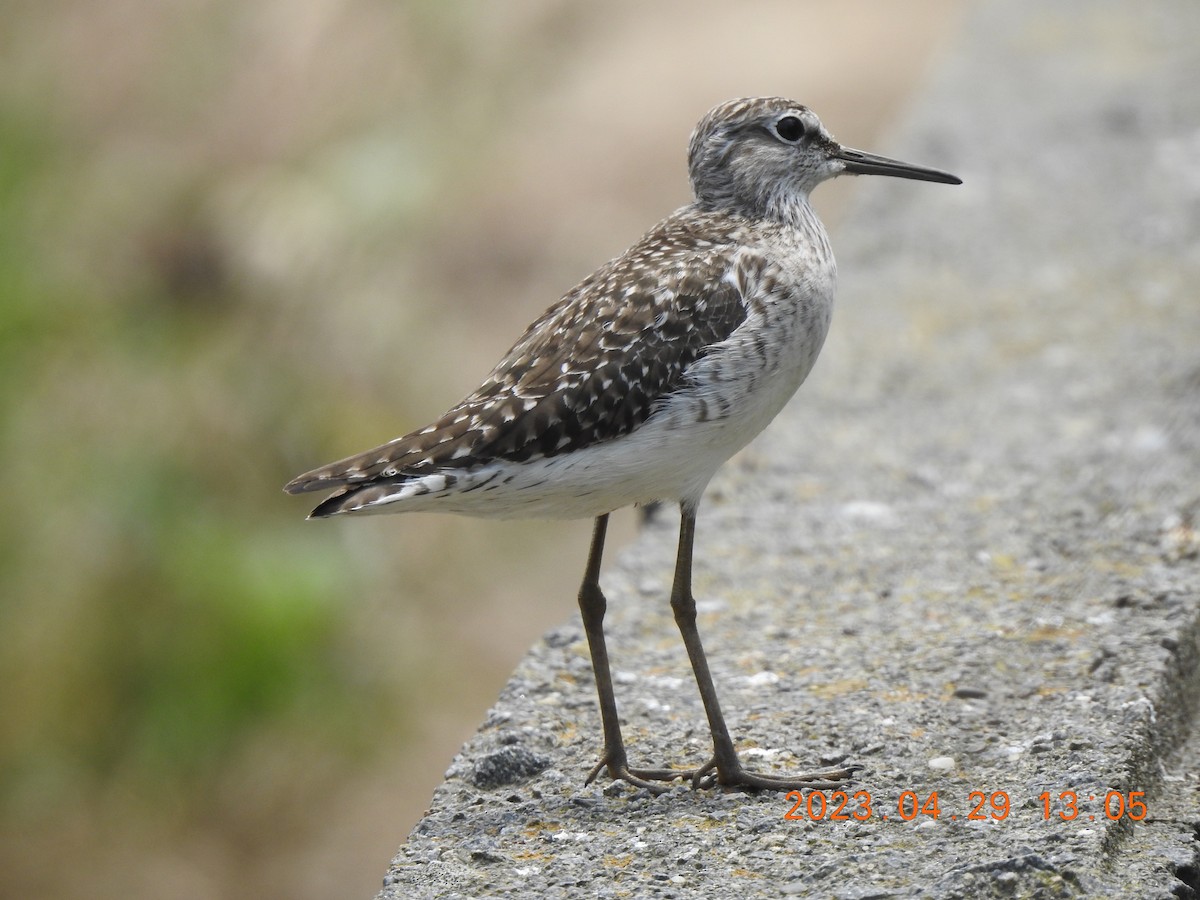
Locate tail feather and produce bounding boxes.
[303,470,461,518]
[284,446,392,495]
[306,486,355,518]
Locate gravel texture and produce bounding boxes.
[377,0,1200,896]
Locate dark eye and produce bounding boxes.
[774,115,806,142]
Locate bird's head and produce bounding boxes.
[687,97,961,220]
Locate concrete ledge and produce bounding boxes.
[378,0,1200,896]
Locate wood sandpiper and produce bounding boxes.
[286,97,961,793]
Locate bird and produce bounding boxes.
[285,97,961,793]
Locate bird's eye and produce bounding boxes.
[774,115,806,143]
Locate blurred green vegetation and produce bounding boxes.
[0,66,383,818]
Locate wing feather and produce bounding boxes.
[284,213,754,498]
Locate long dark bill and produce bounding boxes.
[836,146,962,185]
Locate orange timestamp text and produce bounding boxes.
[782,789,1149,823]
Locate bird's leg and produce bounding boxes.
[578,515,684,794]
[578,509,858,794]
[669,504,860,791]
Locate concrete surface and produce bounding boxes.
[376,0,1200,896]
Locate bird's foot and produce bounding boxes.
[586,750,861,794]
[584,752,697,795]
[696,755,863,792]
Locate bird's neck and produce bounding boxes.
[763,188,820,233]
[697,188,822,233]
[761,192,835,273]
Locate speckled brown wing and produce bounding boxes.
[283,216,750,500]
